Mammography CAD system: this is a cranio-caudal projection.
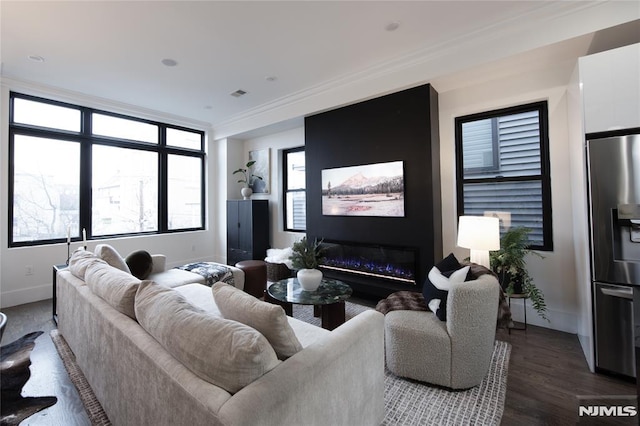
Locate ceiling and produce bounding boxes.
[1,1,638,137]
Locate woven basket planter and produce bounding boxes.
[266,261,292,282]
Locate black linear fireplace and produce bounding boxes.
[319,240,418,297]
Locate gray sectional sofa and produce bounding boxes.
[56,249,385,426]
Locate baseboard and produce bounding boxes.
[578,333,595,372]
[1,284,52,309]
[508,298,577,334]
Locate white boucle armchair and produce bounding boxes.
[384,273,500,389]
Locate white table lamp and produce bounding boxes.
[457,216,500,269]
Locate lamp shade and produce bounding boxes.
[457,216,500,251]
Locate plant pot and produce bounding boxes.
[241,187,253,200]
[500,271,524,295]
[297,268,323,291]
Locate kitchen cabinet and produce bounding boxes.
[580,43,640,134]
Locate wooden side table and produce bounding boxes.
[508,293,528,334]
[52,264,67,324]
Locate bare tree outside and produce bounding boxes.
[12,135,80,242]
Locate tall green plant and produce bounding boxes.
[490,227,548,321]
[290,237,325,270]
[232,160,263,188]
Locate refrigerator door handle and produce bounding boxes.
[601,287,634,300]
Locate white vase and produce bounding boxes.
[297,268,323,291]
[241,187,253,200]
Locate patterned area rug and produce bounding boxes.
[293,302,511,426]
[50,330,111,426]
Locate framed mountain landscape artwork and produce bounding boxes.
[321,160,405,217]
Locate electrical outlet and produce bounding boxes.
[25,265,34,276]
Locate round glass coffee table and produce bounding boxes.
[267,277,352,330]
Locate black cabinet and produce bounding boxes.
[227,200,269,265]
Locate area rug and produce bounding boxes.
[293,302,511,426]
[50,330,111,426]
[1,331,58,426]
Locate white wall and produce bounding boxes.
[238,127,306,250]
[0,83,218,308]
[437,60,580,333]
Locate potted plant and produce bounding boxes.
[290,237,326,291]
[233,160,263,199]
[490,227,548,321]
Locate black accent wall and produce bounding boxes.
[304,84,442,299]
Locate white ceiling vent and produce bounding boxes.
[230,89,247,98]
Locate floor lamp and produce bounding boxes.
[457,216,500,269]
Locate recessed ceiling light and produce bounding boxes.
[161,58,178,67]
[265,76,277,82]
[385,21,400,32]
[28,55,45,62]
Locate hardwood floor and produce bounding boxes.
[497,324,636,425]
[1,299,636,425]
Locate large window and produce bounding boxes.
[283,147,306,232]
[455,101,552,250]
[9,92,205,247]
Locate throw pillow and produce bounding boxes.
[135,281,280,394]
[212,282,303,360]
[84,261,140,319]
[94,244,131,274]
[69,249,106,280]
[125,250,153,280]
[422,253,470,321]
[435,253,463,277]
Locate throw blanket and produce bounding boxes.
[375,263,513,329]
[175,262,235,287]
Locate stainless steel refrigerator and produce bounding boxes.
[588,133,640,378]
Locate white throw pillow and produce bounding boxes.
[428,265,470,291]
[425,265,470,320]
[212,282,303,359]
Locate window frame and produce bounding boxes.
[454,101,553,251]
[8,92,206,247]
[282,146,306,232]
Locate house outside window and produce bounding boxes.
[455,101,552,251]
[283,147,306,232]
[9,92,205,247]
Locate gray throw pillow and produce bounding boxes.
[94,244,131,274]
[212,282,303,359]
[135,281,280,394]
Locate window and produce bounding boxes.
[92,145,158,236]
[455,101,552,250]
[9,92,206,247]
[283,147,306,231]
